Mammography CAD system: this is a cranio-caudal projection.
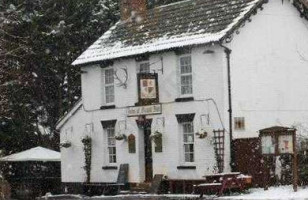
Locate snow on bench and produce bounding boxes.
[194,183,222,187]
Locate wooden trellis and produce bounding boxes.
[213,129,225,173]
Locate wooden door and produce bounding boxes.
[144,126,153,182]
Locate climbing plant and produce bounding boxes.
[82,136,92,183]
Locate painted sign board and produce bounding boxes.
[278,135,294,154]
[140,79,157,99]
[261,135,275,154]
[127,104,162,117]
[137,73,159,105]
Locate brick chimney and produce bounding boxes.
[120,0,147,21]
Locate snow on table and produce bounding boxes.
[219,185,308,200]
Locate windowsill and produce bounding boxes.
[100,105,116,110]
[102,166,118,170]
[175,97,194,102]
[177,165,196,170]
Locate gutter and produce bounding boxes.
[219,43,235,172]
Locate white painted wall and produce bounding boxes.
[60,45,230,183]
[227,0,308,139]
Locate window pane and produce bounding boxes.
[184,135,189,143]
[183,123,193,133]
[105,69,114,84]
[140,62,150,73]
[234,117,245,130]
[185,154,190,162]
[184,144,190,153]
[185,153,194,162]
[181,75,192,85]
[188,144,194,151]
[189,153,194,162]
[181,86,192,95]
[183,122,194,162]
[180,56,192,74]
[181,75,192,95]
[105,85,114,103]
[107,127,116,163]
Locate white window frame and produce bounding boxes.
[106,126,117,164]
[182,122,195,163]
[138,61,150,73]
[103,68,115,105]
[178,54,193,97]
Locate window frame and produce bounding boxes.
[106,126,117,164]
[103,67,115,105]
[182,121,195,163]
[178,54,193,97]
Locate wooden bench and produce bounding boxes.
[193,172,249,196]
[193,183,222,195]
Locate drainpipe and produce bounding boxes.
[219,43,235,172]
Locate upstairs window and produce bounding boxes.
[234,117,245,131]
[104,68,115,104]
[139,61,150,73]
[179,55,193,96]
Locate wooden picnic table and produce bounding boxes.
[193,172,250,196]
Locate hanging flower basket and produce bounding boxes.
[60,140,71,148]
[115,134,127,141]
[195,129,208,139]
[81,136,91,145]
[150,131,162,140]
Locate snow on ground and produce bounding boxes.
[92,194,203,199]
[38,186,308,199]
[220,185,308,200]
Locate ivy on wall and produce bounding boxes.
[82,136,92,183]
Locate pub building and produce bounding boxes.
[56,0,308,194]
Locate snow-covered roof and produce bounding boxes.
[56,99,83,130]
[72,0,264,66]
[0,147,61,162]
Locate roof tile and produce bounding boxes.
[73,0,263,66]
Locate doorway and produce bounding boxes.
[136,117,153,182]
[144,122,153,182]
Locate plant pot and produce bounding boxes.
[115,134,127,141]
[60,141,71,148]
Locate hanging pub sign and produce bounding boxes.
[137,73,159,105]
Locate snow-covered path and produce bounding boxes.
[38,186,308,200]
[220,185,308,200]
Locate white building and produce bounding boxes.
[56,0,308,191]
